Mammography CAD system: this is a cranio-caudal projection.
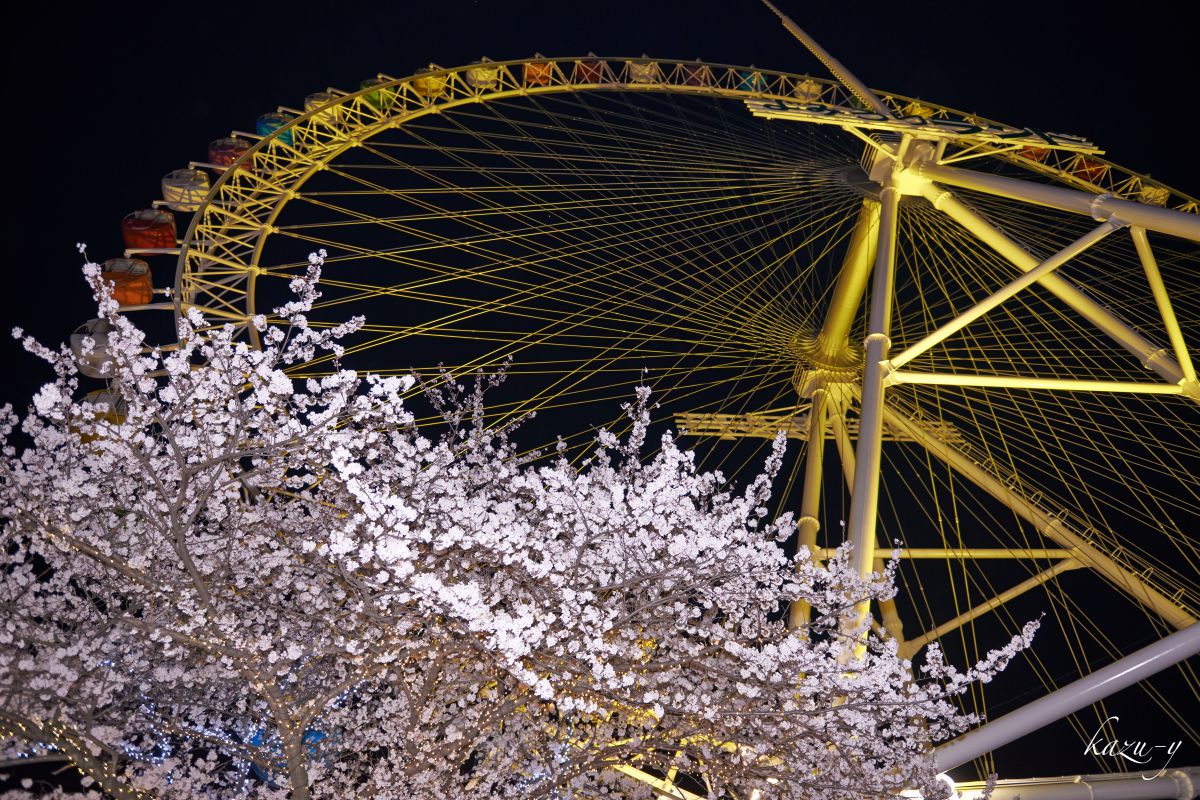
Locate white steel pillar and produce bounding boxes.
[842,183,900,659]
[953,768,1200,800]
[935,622,1200,772]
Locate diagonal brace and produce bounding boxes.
[898,558,1083,659]
[918,182,1187,386]
[889,218,1125,370]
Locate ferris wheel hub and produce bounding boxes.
[868,139,938,197]
[792,340,864,398]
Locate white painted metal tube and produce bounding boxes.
[954,768,1200,800]
[915,161,1200,243]
[843,185,900,659]
[935,623,1200,771]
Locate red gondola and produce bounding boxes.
[680,63,711,87]
[101,258,153,307]
[121,209,176,251]
[575,59,604,84]
[1072,156,1108,183]
[524,59,553,87]
[208,137,253,171]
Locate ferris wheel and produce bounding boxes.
[85,3,1200,797]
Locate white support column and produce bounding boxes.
[889,219,1124,370]
[935,622,1200,772]
[953,768,1200,800]
[918,182,1186,385]
[880,404,1195,630]
[915,161,1200,243]
[842,184,901,659]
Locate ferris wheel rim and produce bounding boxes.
[171,54,1200,345]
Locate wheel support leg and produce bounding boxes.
[843,184,901,660]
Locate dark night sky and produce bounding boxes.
[1,0,1196,793]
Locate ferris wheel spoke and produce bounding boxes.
[372,117,825,298]
[917,389,1200,569]
[268,205,825,345]
[399,91,827,181]
[284,180,794,227]
[269,199,817,329]
[287,174,807,278]
[374,118,787,175]
[301,137,826,272]
[481,91,815,165]
[442,116,850,342]
[529,91,816,269]
[270,181,854,357]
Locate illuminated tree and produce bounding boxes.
[0,254,1032,799]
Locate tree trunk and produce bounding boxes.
[282,732,311,800]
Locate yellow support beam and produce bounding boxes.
[1131,225,1198,386]
[790,385,829,630]
[899,559,1084,659]
[886,371,1190,396]
[674,409,967,445]
[610,764,704,800]
[817,547,1077,560]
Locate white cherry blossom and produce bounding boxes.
[0,254,1029,799]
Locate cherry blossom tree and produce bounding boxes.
[0,253,1032,799]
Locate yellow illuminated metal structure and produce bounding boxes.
[130,8,1200,796]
